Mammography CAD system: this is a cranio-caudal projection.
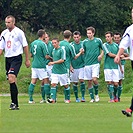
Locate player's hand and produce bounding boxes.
[114,56,120,64]
[48,62,54,66]
[25,60,30,68]
[98,55,102,61]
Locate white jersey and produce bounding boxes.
[0,27,28,57]
[119,24,133,60]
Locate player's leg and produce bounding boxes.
[122,97,133,117]
[71,69,80,102]
[48,74,58,103]
[59,74,70,103]
[79,68,85,102]
[92,64,100,102]
[84,66,94,102]
[28,78,37,103]
[112,69,119,102]
[7,55,22,110]
[104,69,114,102]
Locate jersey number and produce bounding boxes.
[33,45,37,55]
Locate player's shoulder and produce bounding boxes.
[1,29,8,36]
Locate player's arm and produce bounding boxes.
[107,52,116,58]
[74,48,84,59]
[98,50,104,61]
[23,45,31,68]
[0,49,3,55]
[45,54,53,61]
[48,59,64,66]
[114,48,125,64]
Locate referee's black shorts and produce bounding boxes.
[5,54,22,77]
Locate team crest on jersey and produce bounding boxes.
[7,40,11,48]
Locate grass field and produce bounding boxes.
[0,94,133,133]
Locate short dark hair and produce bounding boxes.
[63,30,72,39]
[86,26,95,34]
[37,29,45,37]
[73,31,81,36]
[105,31,113,37]
[114,32,122,37]
[52,38,59,42]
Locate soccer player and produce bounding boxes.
[48,38,70,103]
[59,30,72,102]
[114,7,133,117]
[70,31,85,102]
[103,31,121,102]
[0,15,30,110]
[83,27,103,102]
[114,32,129,102]
[28,29,51,103]
[40,33,54,103]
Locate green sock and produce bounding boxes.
[64,87,70,100]
[73,84,78,99]
[41,85,45,100]
[118,86,123,98]
[80,82,85,98]
[114,86,118,97]
[93,84,98,95]
[50,87,56,100]
[88,87,94,99]
[28,83,35,101]
[44,84,50,98]
[108,85,114,100]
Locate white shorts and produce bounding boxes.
[84,64,100,80]
[118,65,124,80]
[31,68,48,80]
[70,67,84,82]
[46,65,53,80]
[51,73,69,86]
[104,69,119,82]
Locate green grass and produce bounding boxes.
[0,94,133,133]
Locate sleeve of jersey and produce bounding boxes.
[0,34,5,50]
[70,44,76,58]
[119,34,130,49]
[19,31,28,47]
[43,43,49,56]
[61,47,66,60]
[103,43,109,54]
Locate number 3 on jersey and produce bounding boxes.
[33,45,37,55]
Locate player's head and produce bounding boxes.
[113,32,122,44]
[63,30,72,40]
[44,33,50,44]
[105,31,113,44]
[37,29,46,39]
[52,38,59,49]
[86,26,95,39]
[5,15,15,31]
[73,31,81,44]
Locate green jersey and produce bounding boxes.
[46,41,54,65]
[70,41,84,69]
[52,47,67,74]
[60,40,73,69]
[83,37,103,65]
[103,42,119,69]
[30,39,49,68]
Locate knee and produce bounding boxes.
[8,74,16,83]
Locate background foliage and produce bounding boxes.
[0,0,133,35]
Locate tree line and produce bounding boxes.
[0,0,133,36]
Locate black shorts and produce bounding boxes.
[5,54,22,77]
